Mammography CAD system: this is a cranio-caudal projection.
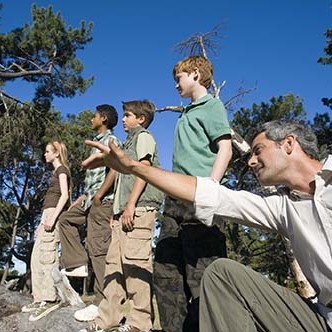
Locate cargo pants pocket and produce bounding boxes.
[125,227,152,261]
[40,233,57,265]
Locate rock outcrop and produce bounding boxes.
[0,286,89,332]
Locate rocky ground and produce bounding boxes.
[0,285,162,331]
[0,285,91,332]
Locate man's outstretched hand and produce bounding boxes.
[82,140,134,174]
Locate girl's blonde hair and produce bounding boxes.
[49,141,72,202]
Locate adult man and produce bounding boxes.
[59,104,121,322]
[83,120,332,332]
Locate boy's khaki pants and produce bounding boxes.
[96,209,156,332]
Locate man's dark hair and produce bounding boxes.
[96,104,118,129]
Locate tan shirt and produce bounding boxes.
[194,155,332,327]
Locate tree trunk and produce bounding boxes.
[284,239,316,298]
[1,206,21,285]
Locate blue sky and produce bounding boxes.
[1,0,332,171]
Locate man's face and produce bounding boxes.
[248,132,288,186]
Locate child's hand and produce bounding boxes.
[43,220,54,232]
[93,195,102,207]
[121,205,135,232]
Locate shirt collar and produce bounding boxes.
[185,94,213,112]
[95,129,112,141]
[321,155,332,172]
[126,125,144,138]
[289,155,332,200]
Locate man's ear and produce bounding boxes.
[284,135,296,154]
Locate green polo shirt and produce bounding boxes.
[172,94,231,177]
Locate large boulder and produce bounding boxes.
[0,286,89,332]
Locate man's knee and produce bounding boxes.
[203,258,241,284]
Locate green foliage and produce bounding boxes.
[0,4,96,275]
[318,28,332,65]
[311,112,332,158]
[231,94,306,142]
[226,225,290,285]
[322,97,332,110]
[0,4,94,105]
[318,27,332,110]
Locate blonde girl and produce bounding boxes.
[22,141,71,321]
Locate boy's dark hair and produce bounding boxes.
[96,104,118,129]
[122,100,156,129]
[173,55,213,89]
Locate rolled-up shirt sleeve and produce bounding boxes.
[194,177,284,233]
[194,177,222,226]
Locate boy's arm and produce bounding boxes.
[93,168,117,206]
[121,159,150,232]
[210,136,232,182]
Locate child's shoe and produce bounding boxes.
[28,300,61,321]
[21,302,41,313]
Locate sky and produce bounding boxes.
[1,0,332,172]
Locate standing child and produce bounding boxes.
[80,100,163,332]
[59,104,121,322]
[22,141,71,321]
[153,55,233,332]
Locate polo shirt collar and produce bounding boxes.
[321,155,332,172]
[95,129,112,141]
[185,94,213,112]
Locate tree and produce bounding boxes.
[318,28,332,65]
[318,27,332,110]
[0,4,94,106]
[0,4,95,284]
[311,111,332,157]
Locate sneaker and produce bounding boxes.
[117,325,141,332]
[61,265,88,277]
[28,301,61,321]
[78,324,103,332]
[22,302,41,313]
[78,323,118,332]
[74,304,99,322]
